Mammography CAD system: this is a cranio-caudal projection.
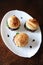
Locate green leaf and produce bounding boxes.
[16,32,19,35]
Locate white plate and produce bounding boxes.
[1,10,42,58]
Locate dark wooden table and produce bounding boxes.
[0,0,43,65]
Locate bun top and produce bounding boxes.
[26,18,39,30]
[8,16,20,29]
[14,33,29,47]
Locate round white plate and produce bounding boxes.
[1,10,42,58]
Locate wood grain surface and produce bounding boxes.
[0,0,43,65]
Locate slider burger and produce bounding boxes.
[25,18,39,32]
[13,33,29,47]
[7,16,20,30]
